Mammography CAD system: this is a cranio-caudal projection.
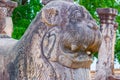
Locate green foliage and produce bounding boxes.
[12,0,43,39]
[12,19,30,39]
[75,0,120,22]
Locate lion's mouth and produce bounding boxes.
[58,53,92,69]
[70,52,92,68]
[58,43,92,69]
[58,33,93,68]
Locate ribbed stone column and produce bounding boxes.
[95,8,118,80]
[0,0,17,37]
[0,7,7,33]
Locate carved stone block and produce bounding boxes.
[0,0,102,80]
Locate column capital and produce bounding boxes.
[0,0,17,16]
[97,8,118,16]
[97,8,118,24]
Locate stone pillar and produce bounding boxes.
[4,17,13,37]
[95,8,118,80]
[0,0,17,37]
[112,22,118,74]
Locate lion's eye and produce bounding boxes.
[69,10,83,23]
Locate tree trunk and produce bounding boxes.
[95,8,118,80]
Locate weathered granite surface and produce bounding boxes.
[0,0,102,80]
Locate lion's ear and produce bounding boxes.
[41,8,61,27]
[43,32,55,59]
[42,27,59,59]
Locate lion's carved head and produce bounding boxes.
[41,0,102,68]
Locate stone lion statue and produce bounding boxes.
[0,0,102,80]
